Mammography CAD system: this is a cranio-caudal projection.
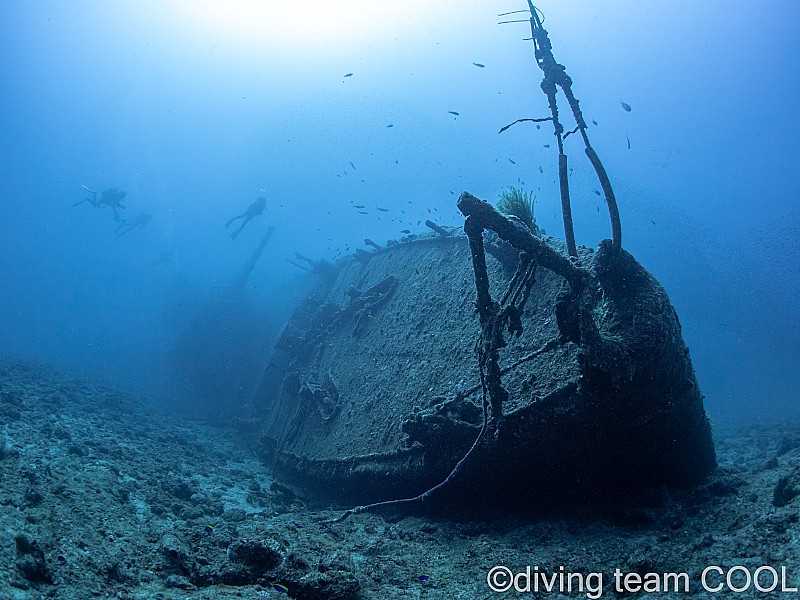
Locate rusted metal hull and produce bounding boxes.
[254,233,715,510]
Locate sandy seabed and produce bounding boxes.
[1,358,798,599]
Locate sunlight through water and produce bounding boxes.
[173,0,441,55]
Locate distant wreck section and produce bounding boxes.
[252,212,715,511]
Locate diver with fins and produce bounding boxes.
[225,196,267,239]
[115,212,151,237]
[73,185,127,221]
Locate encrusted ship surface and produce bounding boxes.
[254,202,716,511]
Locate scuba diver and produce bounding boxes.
[73,185,127,221]
[115,212,151,237]
[225,196,267,239]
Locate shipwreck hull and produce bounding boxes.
[254,231,715,510]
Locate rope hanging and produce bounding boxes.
[501,2,623,263]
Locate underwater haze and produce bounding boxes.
[0,0,798,424]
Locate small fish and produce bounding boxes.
[472,62,485,68]
[536,124,540,130]
[377,207,389,212]
[448,110,459,116]
[538,166,543,173]
[343,72,353,78]
[543,144,550,148]
[401,229,410,234]
[271,583,289,594]
[418,575,431,582]
[203,525,214,534]
[626,134,631,150]
[619,99,632,112]
[349,161,356,170]
[358,211,368,214]
[593,189,601,196]
[592,119,598,126]
[386,124,394,128]
[651,219,656,226]
[354,204,365,208]
[508,158,516,164]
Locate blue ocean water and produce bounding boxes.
[0,0,797,424]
